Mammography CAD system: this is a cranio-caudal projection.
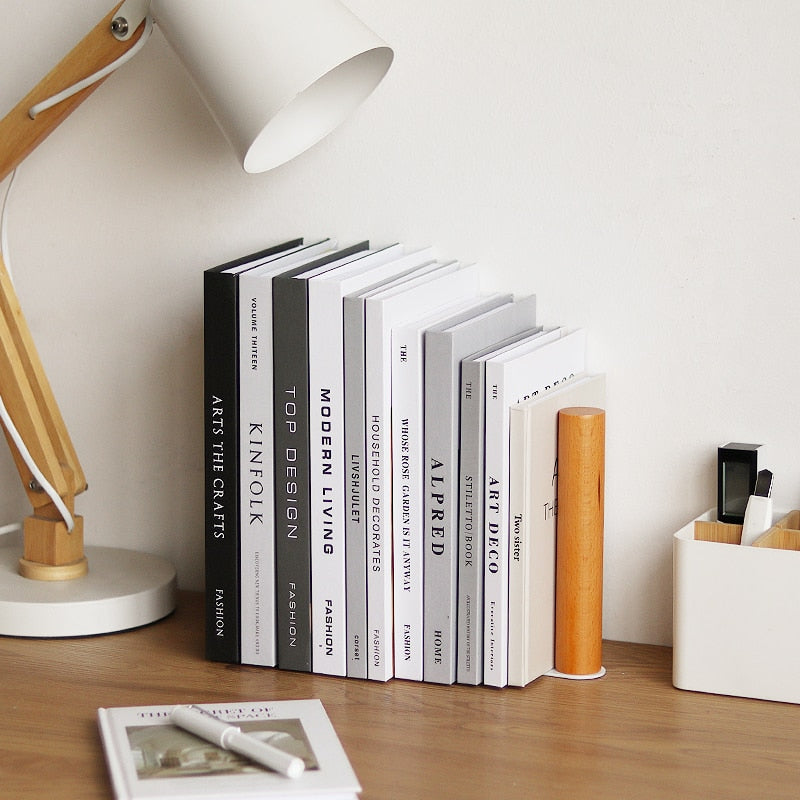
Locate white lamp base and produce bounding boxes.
[0,538,177,638]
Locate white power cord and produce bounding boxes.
[0,396,75,531]
[29,15,154,119]
[0,523,21,536]
[0,15,154,532]
[0,168,15,281]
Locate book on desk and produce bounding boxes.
[98,699,359,800]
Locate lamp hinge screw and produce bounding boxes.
[111,17,130,37]
[29,479,43,492]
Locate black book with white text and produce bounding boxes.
[272,243,369,672]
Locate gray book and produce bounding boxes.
[343,292,369,679]
[272,242,369,673]
[423,295,538,684]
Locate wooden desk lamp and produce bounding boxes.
[0,0,392,635]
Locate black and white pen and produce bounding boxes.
[170,705,305,778]
[740,469,773,546]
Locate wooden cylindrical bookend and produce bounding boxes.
[553,406,605,679]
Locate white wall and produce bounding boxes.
[1,1,798,646]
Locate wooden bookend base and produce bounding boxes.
[19,513,87,580]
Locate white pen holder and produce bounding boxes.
[673,509,800,704]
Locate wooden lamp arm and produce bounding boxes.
[0,4,148,575]
[0,3,147,185]
[0,252,84,509]
[0,248,87,579]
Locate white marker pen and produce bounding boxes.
[740,469,774,546]
[170,705,305,778]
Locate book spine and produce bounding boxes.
[456,358,485,684]
[390,324,425,681]
[238,271,276,666]
[422,334,459,684]
[272,274,312,672]
[364,302,394,681]
[308,280,347,676]
[506,403,529,686]
[483,359,510,687]
[343,295,368,678]
[203,269,240,663]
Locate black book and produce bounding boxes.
[272,242,369,671]
[203,239,302,663]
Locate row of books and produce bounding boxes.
[203,237,604,687]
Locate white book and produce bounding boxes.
[483,327,586,687]
[98,699,360,800]
[306,243,437,676]
[507,373,606,687]
[362,262,481,680]
[238,239,334,666]
[342,253,438,678]
[422,294,537,684]
[389,294,508,681]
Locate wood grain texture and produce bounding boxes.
[0,4,145,184]
[3,592,800,799]
[0,254,84,506]
[694,519,743,544]
[753,511,800,550]
[555,406,605,676]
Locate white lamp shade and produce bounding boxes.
[151,0,394,172]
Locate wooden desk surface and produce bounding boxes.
[2,590,798,799]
